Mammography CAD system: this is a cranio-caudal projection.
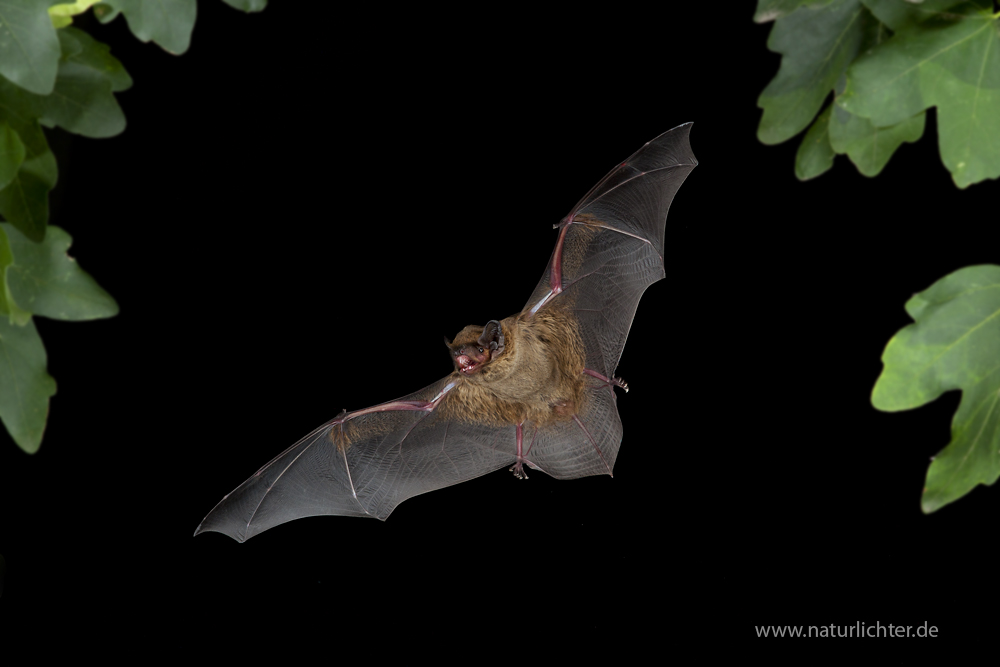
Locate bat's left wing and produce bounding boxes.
[516,123,697,480]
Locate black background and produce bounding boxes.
[2,2,995,658]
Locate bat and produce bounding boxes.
[195,124,697,542]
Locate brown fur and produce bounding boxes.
[332,306,586,450]
[333,218,609,448]
[334,224,600,449]
[441,305,586,427]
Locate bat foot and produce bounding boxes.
[509,462,529,480]
[583,368,629,393]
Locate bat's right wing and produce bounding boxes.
[194,377,516,542]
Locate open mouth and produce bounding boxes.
[457,355,479,375]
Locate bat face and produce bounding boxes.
[195,125,697,542]
[449,320,504,376]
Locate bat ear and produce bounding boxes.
[477,320,504,354]
[443,335,452,348]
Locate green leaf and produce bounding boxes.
[0,224,31,323]
[222,0,266,11]
[873,265,1000,513]
[59,26,132,92]
[48,9,69,27]
[0,81,50,160]
[34,27,130,137]
[828,106,925,176]
[48,0,98,28]
[861,0,979,31]
[1,222,117,320]
[755,0,835,23]
[100,0,196,55]
[0,0,61,94]
[40,59,126,137]
[0,27,127,139]
[0,147,57,242]
[91,1,118,21]
[0,314,56,454]
[0,121,27,189]
[795,102,836,179]
[757,0,874,145]
[838,3,1000,187]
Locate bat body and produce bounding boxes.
[195,124,697,542]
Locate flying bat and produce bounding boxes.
[195,123,697,542]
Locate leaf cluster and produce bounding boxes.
[756,0,1000,187]
[0,0,264,453]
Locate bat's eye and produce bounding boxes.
[478,347,484,353]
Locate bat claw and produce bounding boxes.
[509,462,529,480]
[582,369,629,393]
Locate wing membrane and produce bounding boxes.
[526,123,697,379]
[195,377,515,541]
